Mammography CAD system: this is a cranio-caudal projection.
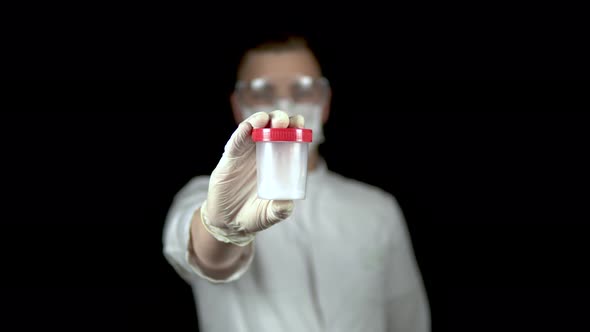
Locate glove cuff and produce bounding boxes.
[200,200,255,247]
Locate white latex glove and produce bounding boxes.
[200,110,305,246]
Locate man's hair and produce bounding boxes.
[244,33,311,53]
[233,31,321,80]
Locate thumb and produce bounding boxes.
[260,200,294,230]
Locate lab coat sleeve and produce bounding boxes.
[162,175,255,284]
[384,196,431,332]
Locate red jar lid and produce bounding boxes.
[252,128,313,142]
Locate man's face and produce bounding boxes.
[231,48,331,124]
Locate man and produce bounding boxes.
[163,33,430,332]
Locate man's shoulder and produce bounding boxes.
[184,174,211,187]
[320,170,407,238]
[173,174,211,200]
[323,170,399,211]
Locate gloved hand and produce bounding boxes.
[200,110,305,246]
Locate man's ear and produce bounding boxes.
[322,87,332,124]
[230,92,243,123]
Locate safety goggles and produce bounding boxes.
[234,75,330,108]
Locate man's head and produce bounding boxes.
[230,33,331,155]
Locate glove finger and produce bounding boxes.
[245,111,271,129]
[224,112,269,158]
[288,114,305,128]
[248,199,294,232]
[269,110,290,128]
[265,200,294,228]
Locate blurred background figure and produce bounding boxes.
[163,32,430,332]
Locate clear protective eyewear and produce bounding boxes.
[234,75,330,109]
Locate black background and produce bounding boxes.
[2,5,590,332]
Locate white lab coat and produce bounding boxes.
[163,159,431,332]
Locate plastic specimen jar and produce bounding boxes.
[251,127,313,200]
